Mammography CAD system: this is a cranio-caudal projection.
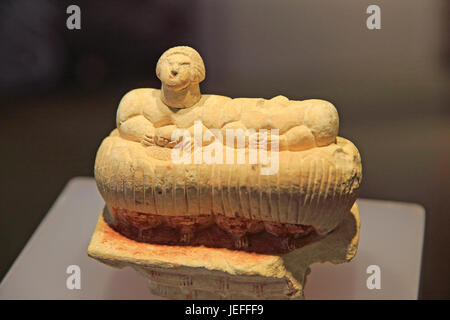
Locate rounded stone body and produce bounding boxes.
[95,131,361,237]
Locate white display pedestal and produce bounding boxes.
[0,177,425,299]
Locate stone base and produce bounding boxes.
[87,203,360,299]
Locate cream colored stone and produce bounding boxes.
[156,46,205,109]
[116,47,339,151]
[95,46,362,235]
[95,134,360,233]
[88,202,360,300]
[116,89,339,151]
[90,45,364,297]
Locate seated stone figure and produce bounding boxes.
[117,46,338,152]
[94,46,362,253]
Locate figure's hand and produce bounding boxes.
[141,134,155,147]
[141,134,178,148]
[165,139,179,148]
[155,135,181,148]
[152,125,180,148]
[155,136,170,147]
[250,131,278,149]
[257,131,271,148]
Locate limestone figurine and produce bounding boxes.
[93,46,362,254]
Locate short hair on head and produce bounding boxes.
[156,46,206,84]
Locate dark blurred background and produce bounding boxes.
[0,0,449,298]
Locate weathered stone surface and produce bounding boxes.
[94,47,362,251]
[88,202,359,299]
[89,46,362,297]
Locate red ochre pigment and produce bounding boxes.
[104,206,326,254]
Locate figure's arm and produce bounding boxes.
[219,120,313,151]
[116,89,156,144]
[153,125,179,148]
[153,122,218,150]
[267,99,339,151]
[151,124,201,149]
[279,125,315,151]
[119,115,155,144]
[301,99,339,147]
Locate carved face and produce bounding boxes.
[157,53,192,91]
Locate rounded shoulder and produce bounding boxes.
[119,88,159,107]
[201,94,232,105]
[302,99,339,146]
[117,88,160,124]
[200,94,233,128]
[302,99,338,120]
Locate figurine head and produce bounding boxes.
[156,46,205,91]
